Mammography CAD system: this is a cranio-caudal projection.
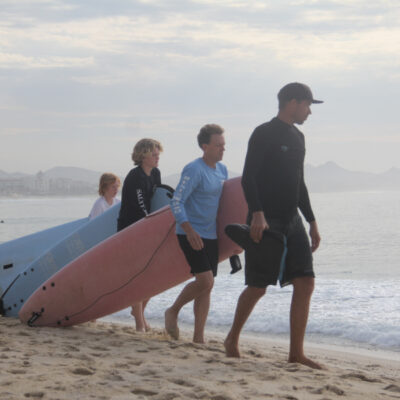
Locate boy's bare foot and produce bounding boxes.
[224,337,240,358]
[165,308,179,340]
[144,319,151,332]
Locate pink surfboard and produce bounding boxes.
[19,177,247,327]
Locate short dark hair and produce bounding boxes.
[197,124,224,148]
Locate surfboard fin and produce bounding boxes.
[27,311,42,327]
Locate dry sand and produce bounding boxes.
[0,317,399,400]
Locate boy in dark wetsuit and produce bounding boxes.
[224,83,324,369]
[117,138,163,332]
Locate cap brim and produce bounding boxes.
[312,99,324,104]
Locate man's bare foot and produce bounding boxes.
[288,355,324,370]
[165,308,179,340]
[224,337,240,358]
[193,335,205,344]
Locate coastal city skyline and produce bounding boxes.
[1,1,400,177]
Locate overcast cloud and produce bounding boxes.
[1,0,399,176]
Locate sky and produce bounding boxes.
[1,0,399,177]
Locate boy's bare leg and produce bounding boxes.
[131,302,145,332]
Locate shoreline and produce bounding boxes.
[2,317,398,400]
[103,316,400,363]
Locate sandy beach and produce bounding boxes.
[1,318,399,400]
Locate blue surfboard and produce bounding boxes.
[150,184,174,213]
[1,185,174,316]
[0,217,88,297]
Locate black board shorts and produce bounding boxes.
[245,213,314,288]
[177,235,219,277]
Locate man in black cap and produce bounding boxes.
[224,82,323,369]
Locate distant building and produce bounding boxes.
[0,173,96,197]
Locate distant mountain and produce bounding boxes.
[1,163,400,194]
[305,162,400,192]
[43,166,102,184]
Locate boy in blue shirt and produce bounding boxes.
[165,124,228,343]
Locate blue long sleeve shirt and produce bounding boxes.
[171,158,228,239]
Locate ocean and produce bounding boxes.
[1,192,399,355]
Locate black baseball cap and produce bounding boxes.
[278,82,323,104]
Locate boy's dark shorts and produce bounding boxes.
[177,235,219,277]
[245,213,314,288]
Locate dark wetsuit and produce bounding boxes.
[117,166,161,231]
[242,117,315,287]
[242,117,315,223]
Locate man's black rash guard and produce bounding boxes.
[242,117,315,223]
[117,166,161,231]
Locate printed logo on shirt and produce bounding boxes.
[171,175,191,215]
[136,188,148,216]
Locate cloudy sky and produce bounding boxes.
[1,0,399,178]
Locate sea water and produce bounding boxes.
[1,192,399,353]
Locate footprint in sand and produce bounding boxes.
[89,345,108,351]
[208,393,236,400]
[384,384,400,393]
[17,330,31,337]
[309,384,345,396]
[9,369,27,375]
[23,392,45,398]
[340,372,382,383]
[136,348,150,353]
[71,367,95,376]
[131,388,158,396]
[103,371,124,382]
[64,344,80,352]
[169,378,196,388]
[112,362,130,369]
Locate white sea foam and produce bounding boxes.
[105,265,400,352]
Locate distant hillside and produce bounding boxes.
[305,162,400,192]
[43,166,102,184]
[1,163,400,195]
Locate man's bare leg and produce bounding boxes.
[224,286,266,357]
[165,271,214,341]
[288,276,322,369]
[193,289,211,343]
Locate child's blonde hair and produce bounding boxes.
[98,173,121,196]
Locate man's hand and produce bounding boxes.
[309,221,321,252]
[181,222,204,250]
[250,211,269,243]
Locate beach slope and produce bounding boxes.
[0,318,399,400]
